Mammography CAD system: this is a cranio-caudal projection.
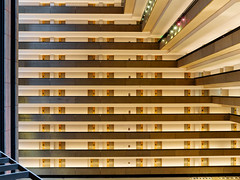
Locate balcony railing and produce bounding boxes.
[18,114,230,122]
[19,6,124,14]
[18,96,212,104]
[27,166,240,177]
[19,78,195,86]
[19,60,177,68]
[19,131,240,140]
[19,149,240,158]
[19,24,142,32]
[18,42,160,50]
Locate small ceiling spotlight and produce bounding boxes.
[182,17,186,22]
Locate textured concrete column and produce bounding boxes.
[0,0,18,159]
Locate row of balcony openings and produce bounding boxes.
[37,123,238,132]
[29,54,237,78]
[37,140,239,150]
[40,55,163,60]
[38,20,141,25]
[35,54,235,78]
[39,89,209,97]
[39,3,116,7]
[29,157,239,168]
[40,107,212,114]
[39,72,191,78]
[37,37,159,43]
[25,140,239,167]
[36,106,240,117]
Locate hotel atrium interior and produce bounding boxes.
[1,0,240,179]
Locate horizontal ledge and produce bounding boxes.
[19,70,240,86]
[19,24,142,32]
[19,149,240,157]
[19,78,195,86]
[19,131,240,140]
[29,166,240,176]
[19,6,124,14]
[196,69,240,86]
[18,96,212,103]
[18,42,160,50]
[177,26,240,67]
[18,96,240,106]
[19,60,177,68]
[18,114,230,122]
